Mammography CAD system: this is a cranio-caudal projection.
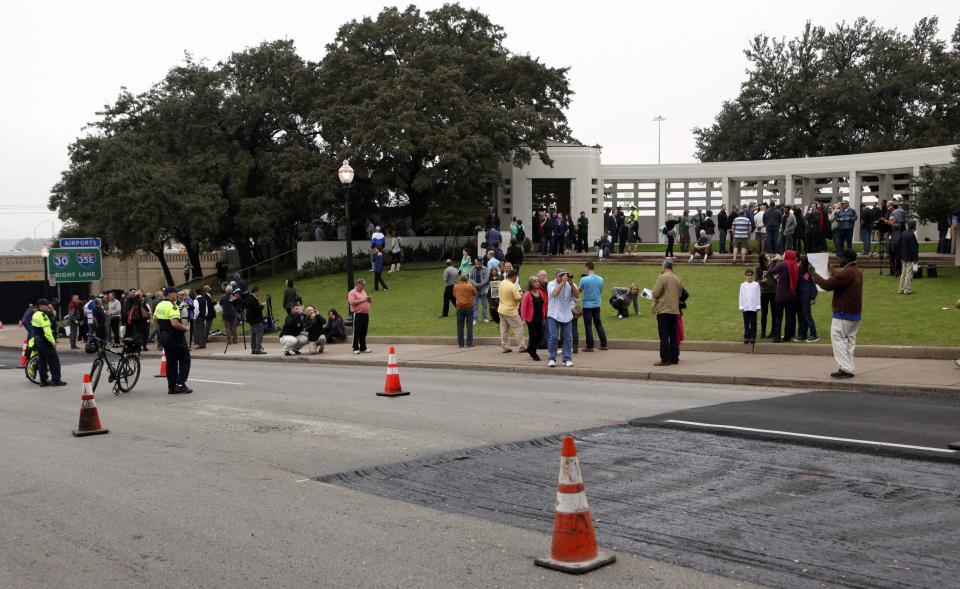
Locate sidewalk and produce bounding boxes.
[3,328,958,396]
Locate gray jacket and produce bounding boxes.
[468,266,491,295]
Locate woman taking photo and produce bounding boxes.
[756,253,777,339]
[767,250,799,343]
[519,276,547,362]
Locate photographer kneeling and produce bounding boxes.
[279,305,308,356]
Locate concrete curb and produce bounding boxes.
[178,350,960,398]
[3,343,957,397]
[361,336,960,360]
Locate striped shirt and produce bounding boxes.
[732,215,752,239]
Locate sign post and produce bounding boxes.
[47,247,102,283]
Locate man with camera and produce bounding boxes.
[246,286,267,355]
[279,304,308,356]
[546,268,580,367]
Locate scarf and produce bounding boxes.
[784,250,799,292]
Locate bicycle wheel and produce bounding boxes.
[117,355,141,393]
[90,358,104,393]
[25,355,41,385]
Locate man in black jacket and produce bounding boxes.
[505,238,524,276]
[194,285,217,349]
[717,205,729,254]
[898,219,919,295]
[279,305,307,356]
[246,287,266,354]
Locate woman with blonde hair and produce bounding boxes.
[610,283,641,318]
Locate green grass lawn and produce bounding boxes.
[221,260,960,347]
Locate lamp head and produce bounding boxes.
[338,160,354,185]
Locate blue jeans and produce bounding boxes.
[456,308,473,346]
[797,298,817,339]
[547,317,573,362]
[766,227,779,253]
[473,293,488,321]
[837,228,854,252]
[581,307,607,349]
[860,228,872,254]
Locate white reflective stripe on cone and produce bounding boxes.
[386,366,399,375]
[82,399,96,409]
[558,457,583,486]
[555,490,590,513]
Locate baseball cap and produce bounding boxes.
[162,286,178,295]
[37,298,50,306]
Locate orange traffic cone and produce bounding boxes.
[18,339,28,368]
[154,351,167,378]
[0,321,4,330]
[72,374,109,437]
[17,320,23,328]
[534,435,615,574]
[377,346,409,397]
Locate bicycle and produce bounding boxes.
[24,341,40,385]
[89,337,142,395]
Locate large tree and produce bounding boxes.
[694,17,960,161]
[911,146,960,223]
[315,4,573,228]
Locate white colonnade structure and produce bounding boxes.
[498,143,957,244]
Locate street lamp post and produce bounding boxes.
[40,246,50,304]
[653,115,666,164]
[338,159,355,297]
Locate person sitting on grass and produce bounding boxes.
[324,308,346,343]
[610,284,640,318]
[689,230,712,263]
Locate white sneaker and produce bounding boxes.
[563,360,574,367]
[483,319,490,323]
[353,350,360,355]
[548,359,557,367]
[362,348,373,353]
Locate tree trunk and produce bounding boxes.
[186,244,204,282]
[151,247,175,287]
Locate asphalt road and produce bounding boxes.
[636,390,960,458]
[0,347,90,370]
[0,357,783,588]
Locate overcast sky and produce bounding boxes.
[2,0,957,241]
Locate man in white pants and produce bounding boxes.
[279,305,308,356]
[810,250,863,378]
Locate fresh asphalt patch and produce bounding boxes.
[320,424,960,589]
[0,348,90,369]
[634,390,960,458]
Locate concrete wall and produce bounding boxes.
[296,236,474,269]
[0,252,225,294]
[499,143,604,243]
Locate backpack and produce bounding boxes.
[516,227,526,242]
[703,218,716,235]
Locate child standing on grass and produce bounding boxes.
[739,269,761,344]
[795,255,819,342]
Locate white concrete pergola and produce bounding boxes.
[499,144,956,244]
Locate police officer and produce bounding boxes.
[32,298,66,387]
[153,286,192,394]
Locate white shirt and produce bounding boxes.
[546,279,575,323]
[739,281,761,311]
[754,211,766,233]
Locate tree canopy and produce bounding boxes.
[911,146,960,223]
[694,17,960,161]
[51,4,573,275]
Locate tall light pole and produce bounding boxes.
[40,246,50,305]
[653,115,666,164]
[338,159,355,299]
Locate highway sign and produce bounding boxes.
[47,247,102,282]
[59,237,102,248]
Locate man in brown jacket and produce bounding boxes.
[651,259,683,366]
[811,250,863,378]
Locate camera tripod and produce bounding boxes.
[223,305,248,354]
